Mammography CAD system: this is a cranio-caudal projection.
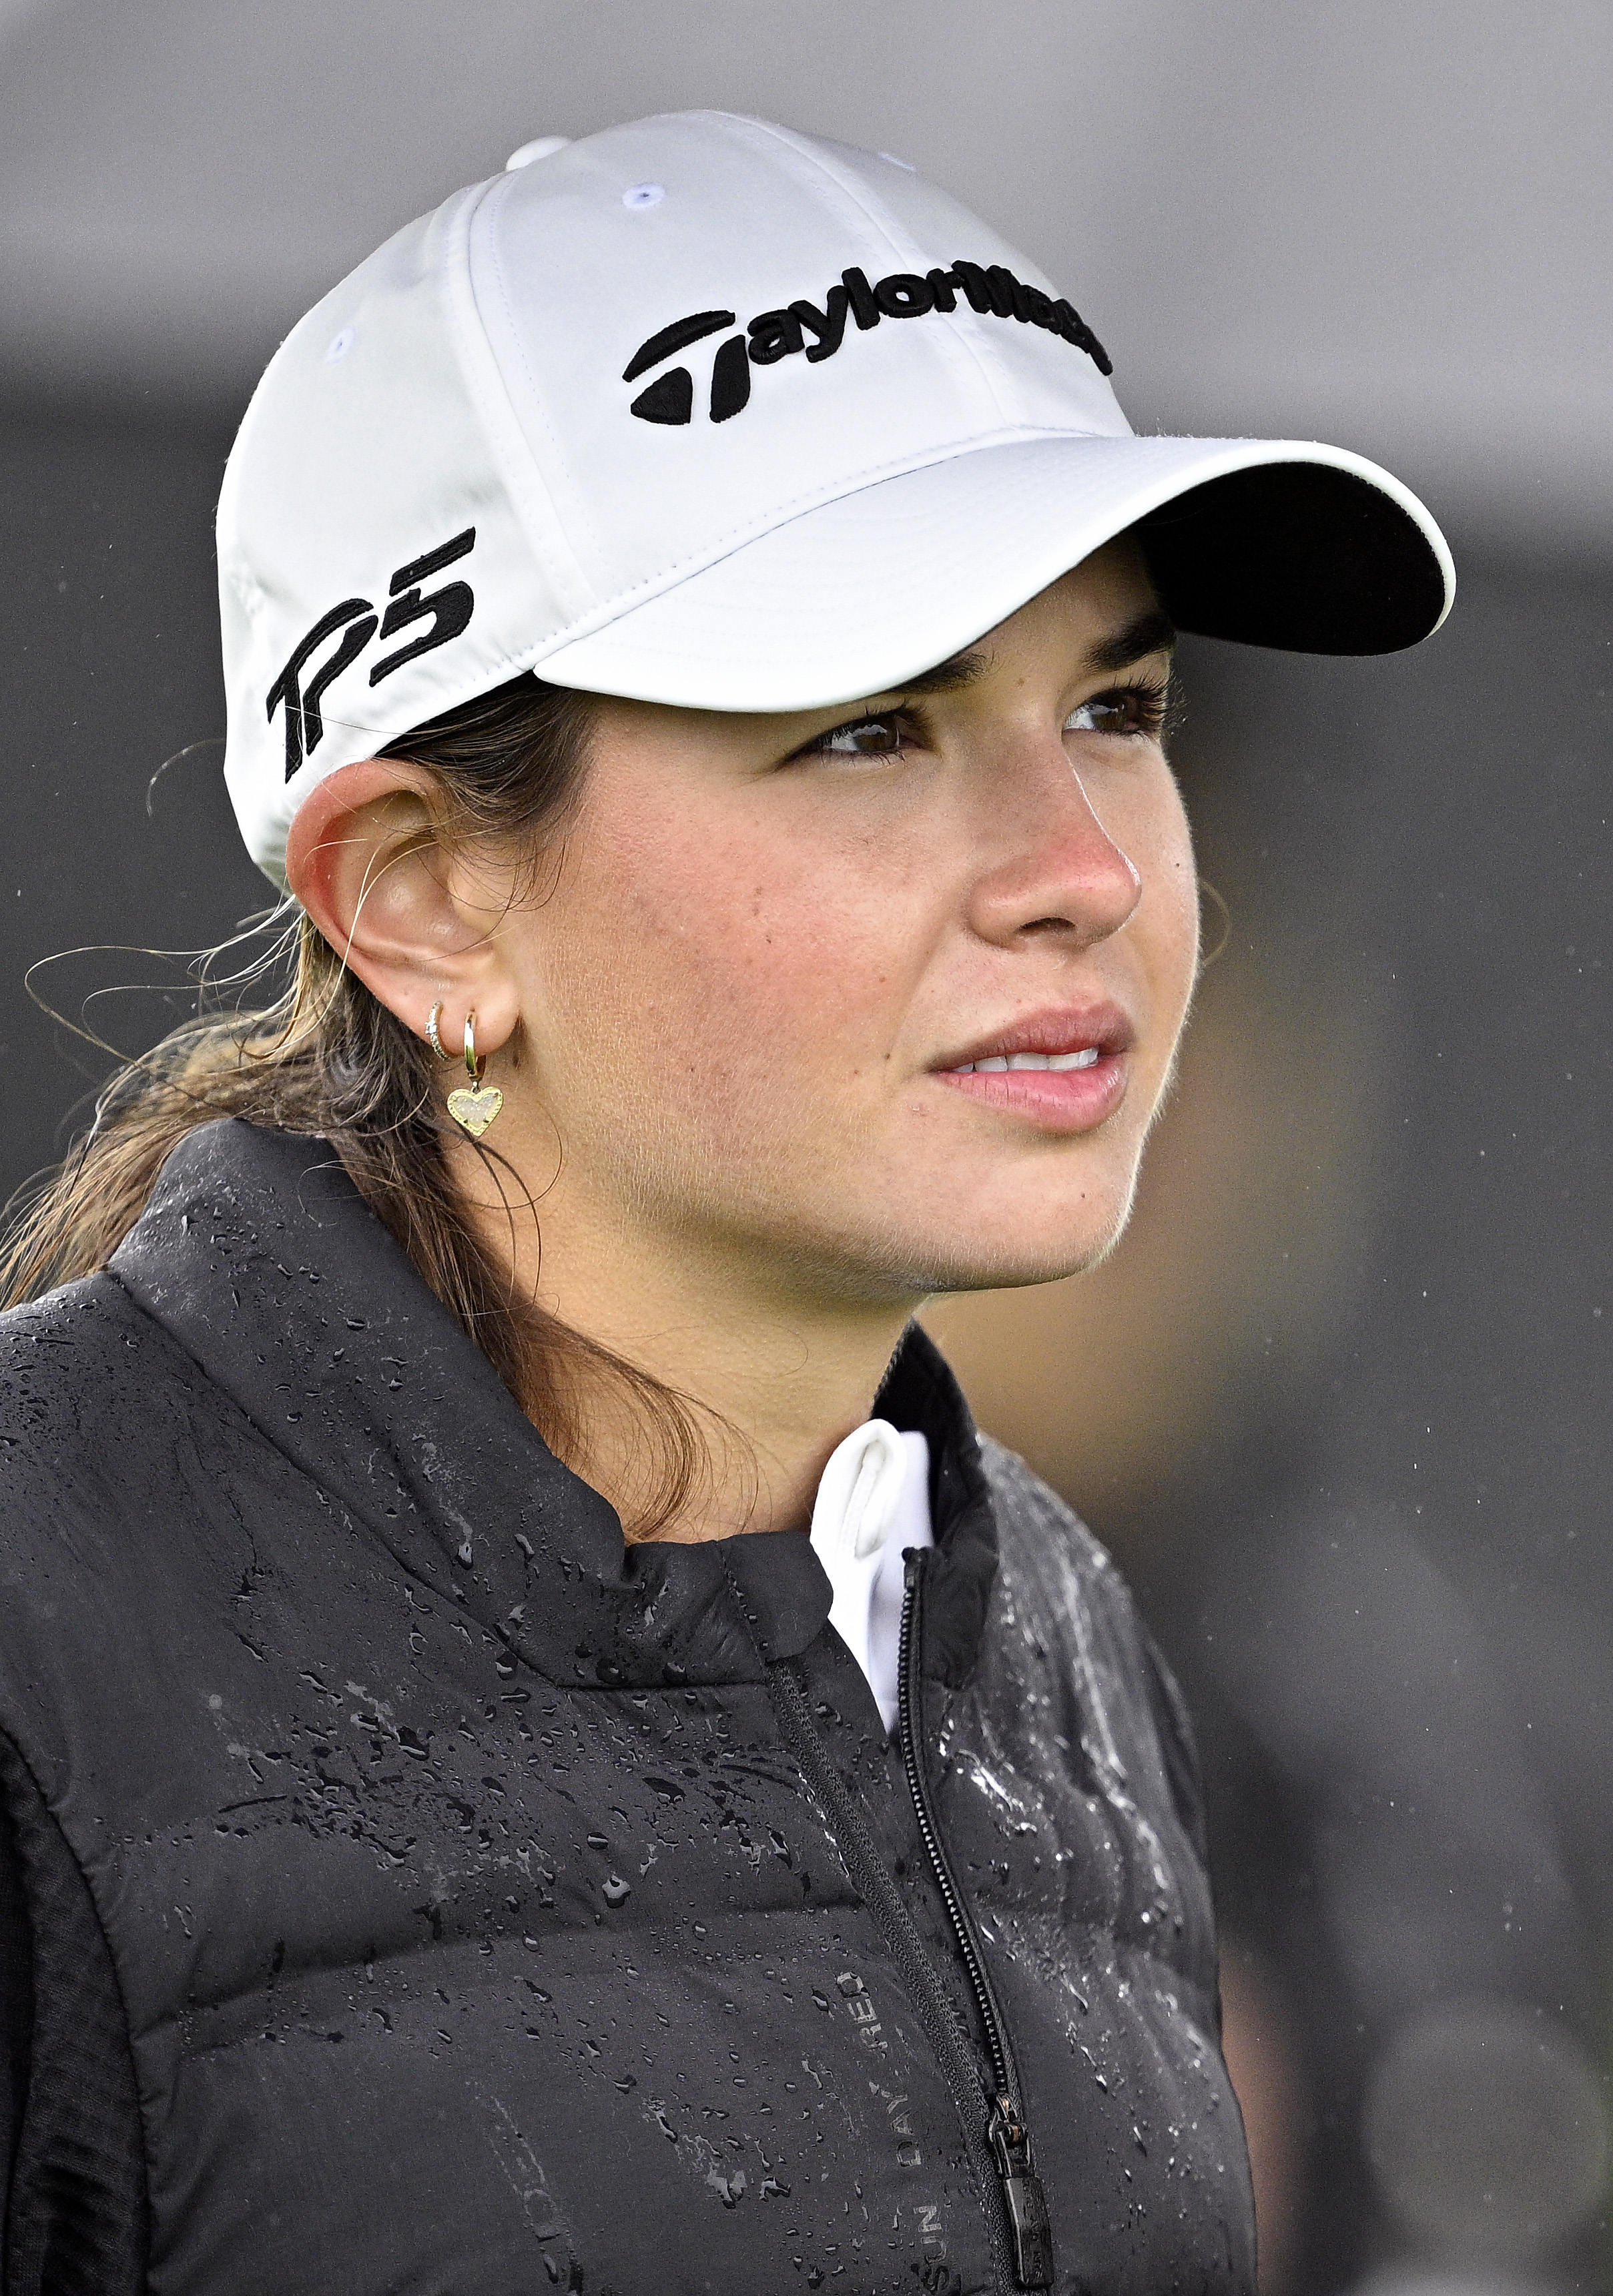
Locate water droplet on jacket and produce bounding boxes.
[602,1874,631,1906]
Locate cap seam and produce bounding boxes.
[703,113,1027,432]
[472,169,615,588]
[446,170,605,618]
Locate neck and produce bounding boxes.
[450,1145,918,1545]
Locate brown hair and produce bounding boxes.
[0,674,721,1541]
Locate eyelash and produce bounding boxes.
[796,677,1174,762]
[1064,678,1173,743]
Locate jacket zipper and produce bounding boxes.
[899,1550,1054,2291]
[765,1659,1016,2294]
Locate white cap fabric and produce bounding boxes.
[218,109,1456,886]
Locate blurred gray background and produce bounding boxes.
[2,5,1610,2290]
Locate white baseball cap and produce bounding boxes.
[218,108,1455,887]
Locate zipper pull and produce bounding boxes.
[988,2094,1054,2289]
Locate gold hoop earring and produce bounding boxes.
[446,1008,503,1138]
[426,1000,452,1062]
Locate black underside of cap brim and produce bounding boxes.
[1137,462,1449,657]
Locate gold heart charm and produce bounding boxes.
[446,1084,504,1138]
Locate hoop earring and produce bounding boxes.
[426,1000,452,1062]
[445,1008,504,1139]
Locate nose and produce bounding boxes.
[963,741,1143,951]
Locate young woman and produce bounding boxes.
[0,113,1451,2296]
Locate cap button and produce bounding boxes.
[505,135,571,170]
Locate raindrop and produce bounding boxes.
[602,1874,632,1906]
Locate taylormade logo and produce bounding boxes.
[623,260,1112,426]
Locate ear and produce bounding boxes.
[284,759,522,1058]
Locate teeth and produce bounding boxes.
[952,1047,1102,1074]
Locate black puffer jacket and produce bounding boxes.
[0,1121,1254,2296]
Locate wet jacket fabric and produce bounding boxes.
[0,1120,1255,2296]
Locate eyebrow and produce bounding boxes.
[890,649,988,697]
[851,606,1178,719]
[1085,607,1178,675]
[888,608,1177,702]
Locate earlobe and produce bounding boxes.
[283,759,521,1057]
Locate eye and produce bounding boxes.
[1064,682,1169,740]
[800,712,912,759]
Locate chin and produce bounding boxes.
[895,1166,1145,1296]
[913,1234,1123,1297]
[747,1159,1147,1305]
[837,1201,1140,1302]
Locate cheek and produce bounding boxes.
[1131,787,1200,1018]
[531,803,923,1119]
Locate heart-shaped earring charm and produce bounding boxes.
[447,1084,504,1138]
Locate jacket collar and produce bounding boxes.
[110,1120,998,1692]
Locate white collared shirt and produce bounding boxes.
[808,1419,935,1732]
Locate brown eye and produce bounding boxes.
[1064,684,1167,739]
[816,715,908,757]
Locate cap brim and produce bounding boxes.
[533,433,1454,713]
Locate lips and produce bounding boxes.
[935,1004,1133,1074]
[931,1004,1133,1133]
[950,1047,1098,1074]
